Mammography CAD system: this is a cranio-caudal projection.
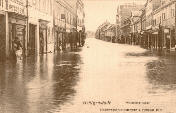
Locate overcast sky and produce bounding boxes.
[84,0,146,31]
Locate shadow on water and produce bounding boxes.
[145,58,176,92]
[0,52,82,113]
[51,53,81,108]
[125,50,154,57]
[125,48,176,92]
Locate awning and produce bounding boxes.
[152,32,158,35]
[146,25,152,30]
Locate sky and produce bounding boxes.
[84,0,146,31]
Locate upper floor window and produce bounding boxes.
[162,13,166,20]
[171,9,175,17]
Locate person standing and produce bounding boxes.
[78,30,82,47]
[69,31,73,50]
[12,37,23,61]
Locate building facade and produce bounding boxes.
[28,0,54,55]
[116,3,143,42]
[76,0,85,32]
[2,0,28,60]
[0,0,85,60]
[152,0,176,49]
[116,0,176,51]
[53,0,85,52]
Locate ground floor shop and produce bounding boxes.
[28,23,37,56]
[54,26,66,52]
[0,13,6,61]
[8,13,27,59]
[140,27,176,50]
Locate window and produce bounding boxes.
[160,16,162,23]
[171,9,175,17]
[162,13,166,20]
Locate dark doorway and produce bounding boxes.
[28,24,36,55]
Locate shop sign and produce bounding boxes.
[167,35,171,39]
[152,32,158,35]
[8,0,26,15]
[164,28,170,34]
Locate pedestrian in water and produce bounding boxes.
[12,37,23,61]
[81,32,86,46]
[69,31,73,50]
[75,30,78,49]
[73,29,78,49]
[78,30,82,47]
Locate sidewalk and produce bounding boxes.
[147,47,176,57]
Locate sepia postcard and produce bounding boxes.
[0,0,176,113]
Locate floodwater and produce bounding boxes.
[0,38,176,113]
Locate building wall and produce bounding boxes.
[153,2,175,27]
[117,3,143,27]
[77,0,85,31]
[54,0,77,31]
[28,0,54,54]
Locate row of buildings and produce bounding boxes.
[96,0,176,50]
[0,0,85,61]
[95,21,116,43]
[118,0,176,50]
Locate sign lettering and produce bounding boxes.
[8,0,26,15]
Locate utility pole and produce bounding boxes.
[175,1,176,50]
[5,0,9,58]
[26,0,29,56]
[76,0,78,31]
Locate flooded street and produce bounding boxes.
[0,38,176,113]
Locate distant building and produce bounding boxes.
[96,21,116,42]
[95,21,110,40]
[86,31,95,38]
[116,3,144,41]
[76,0,85,32]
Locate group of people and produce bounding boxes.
[11,30,86,61]
[56,29,86,51]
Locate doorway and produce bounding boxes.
[28,24,36,55]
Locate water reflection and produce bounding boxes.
[146,59,176,89]
[0,52,81,113]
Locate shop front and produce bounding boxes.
[0,12,6,61]
[54,26,63,52]
[39,20,49,54]
[8,13,27,57]
[28,23,37,55]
